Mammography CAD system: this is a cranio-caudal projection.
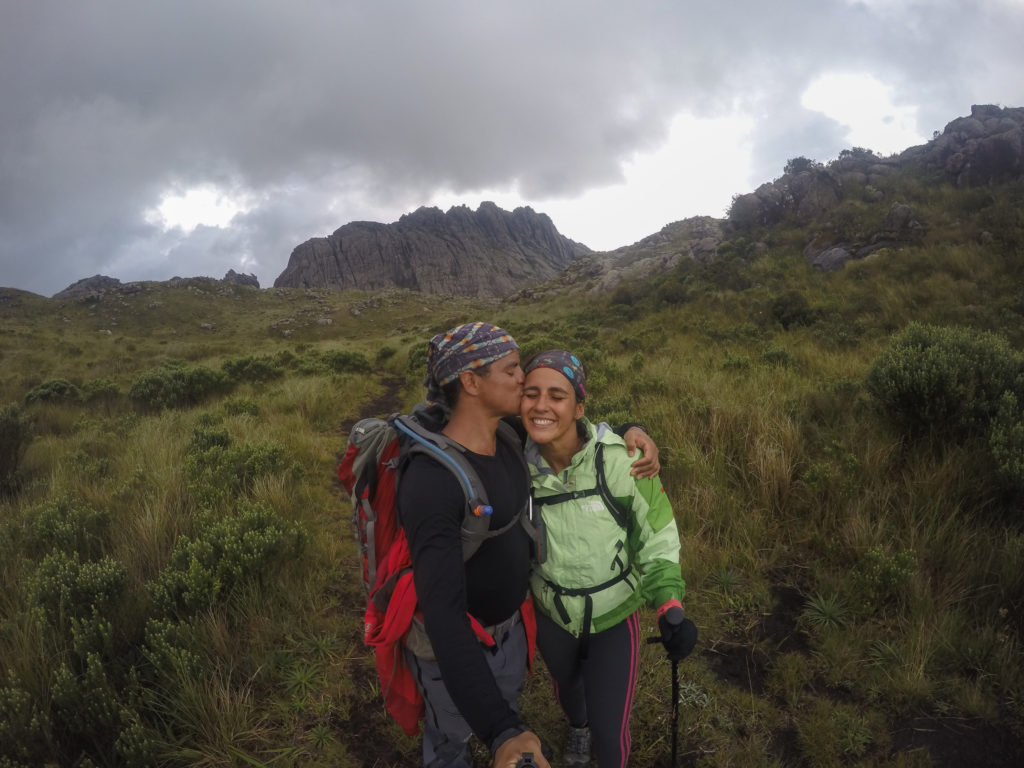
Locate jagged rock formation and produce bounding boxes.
[273,202,589,297]
[52,275,126,300]
[53,272,263,300]
[729,105,1024,234]
[510,217,724,300]
[906,103,1024,187]
[223,269,260,288]
[726,104,1024,271]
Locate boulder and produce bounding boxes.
[53,275,123,300]
[223,269,260,288]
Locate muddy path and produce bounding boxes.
[339,374,406,435]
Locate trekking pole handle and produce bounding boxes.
[648,604,685,644]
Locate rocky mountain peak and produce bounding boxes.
[273,202,589,297]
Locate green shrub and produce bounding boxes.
[128,365,230,410]
[184,428,290,509]
[24,379,82,405]
[27,551,127,625]
[850,547,916,614]
[610,284,641,306]
[221,354,284,383]
[223,397,260,417]
[404,342,427,379]
[655,280,689,305]
[148,501,307,617]
[989,391,1024,492]
[273,349,298,368]
[81,378,121,404]
[320,349,372,374]
[142,618,203,680]
[187,425,231,453]
[760,343,797,368]
[50,652,122,740]
[25,496,111,560]
[0,404,31,496]
[0,682,52,765]
[376,345,398,365]
[865,323,1023,437]
[64,449,112,483]
[770,290,817,330]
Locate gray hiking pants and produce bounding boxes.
[404,613,528,768]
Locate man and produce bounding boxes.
[397,322,658,768]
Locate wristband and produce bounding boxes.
[657,599,683,617]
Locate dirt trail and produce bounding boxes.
[339,374,406,435]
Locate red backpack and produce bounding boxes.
[337,404,535,734]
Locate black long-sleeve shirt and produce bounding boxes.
[397,427,532,748]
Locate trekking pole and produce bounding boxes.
[649,609,697,767]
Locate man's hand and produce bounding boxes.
[624,426,660,478]
[493,730,550,768]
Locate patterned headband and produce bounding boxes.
[524,349,586,401]
[424,321,519,406]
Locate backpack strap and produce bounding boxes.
[594,443,632,533]
[532,444,632,533]
[392,414,526,562]
[542,566,636,659]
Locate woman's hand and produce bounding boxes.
[623,426,660,478]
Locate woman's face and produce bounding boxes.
[521,366,584,446]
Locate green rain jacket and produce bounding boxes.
[525,419,685,636]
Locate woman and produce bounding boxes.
[520,350,696,767]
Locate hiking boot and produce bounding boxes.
[564,725,591,766]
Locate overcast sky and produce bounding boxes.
[2,0,1022,297]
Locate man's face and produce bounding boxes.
[473,350,524,417]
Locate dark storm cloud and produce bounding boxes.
[1,0,1022,296]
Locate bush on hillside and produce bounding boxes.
[989,392,1024,493]
[25,378,82,405]
[25,496,111,560]
[27,551,127,626]
[221,354,284,383]
[771,290,818,330]
[655,280,689,305]
[0,683,51,765]
[128,364,230,410]
[865,323,1023,437]
[784,156,822,175]
[0,403,31,496]
[184,426,291,509]
[610,284,641,306]
[223,397,260,417]
[850,547,916,615]
[148,501,307,618]
[81,378,121,405]
[727,192,762,232]
[21,550,140,766]
[320,349,372,374]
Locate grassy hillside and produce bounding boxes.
[2,172,1023,766]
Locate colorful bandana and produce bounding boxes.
[524,349,586,401]
[424,321,519,406]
